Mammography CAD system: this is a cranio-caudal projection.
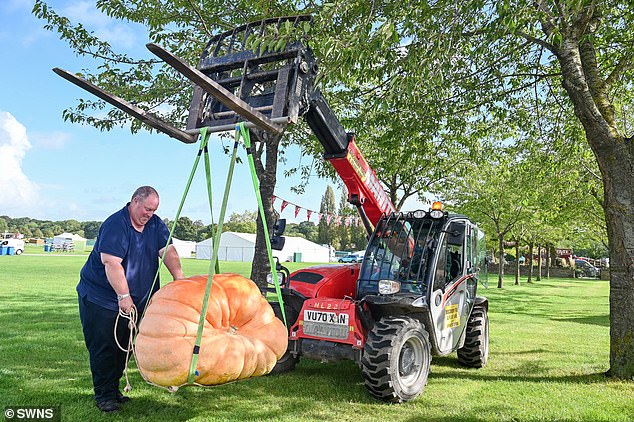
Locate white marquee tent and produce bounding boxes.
[196,231,330,263]
[172,238,196,259]
[53,232,87,251]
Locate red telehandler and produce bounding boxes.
[54,16,489,403]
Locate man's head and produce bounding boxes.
[129,186,159,228]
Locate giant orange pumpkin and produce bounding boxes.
[135,273,287,388]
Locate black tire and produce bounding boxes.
[268,302,299,375]
[15,249,23,255]
[457,305,489,368]
[361,317,431,403]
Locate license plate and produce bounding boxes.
[303,321,349,340]
[304,310,349,325]
[303,310,350,340]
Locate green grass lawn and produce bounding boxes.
[0,255,632,421]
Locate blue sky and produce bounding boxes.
[0,0,340,225]
[0,1,426,225]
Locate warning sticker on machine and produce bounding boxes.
[445,304,460,328]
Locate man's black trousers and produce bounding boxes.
[78,295,136,403]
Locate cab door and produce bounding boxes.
[429,220,469,355]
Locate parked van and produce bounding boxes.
[1,238,25,255]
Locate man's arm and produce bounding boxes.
[159,244,184,280]
[101,252,134,313]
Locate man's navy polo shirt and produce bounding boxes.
[77,203,171,311]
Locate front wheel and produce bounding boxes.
[457,305,489,368]
[361,317,431,403]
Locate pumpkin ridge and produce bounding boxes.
[135,273,288,387]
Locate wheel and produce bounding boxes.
[338,259,344,262]
[268,302,299,375]
[361,316,431,403]
[457,305,489,368]
[15,249,23,255]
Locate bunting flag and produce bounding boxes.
[270,193,362,227]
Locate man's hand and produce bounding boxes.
[118,295,134,314]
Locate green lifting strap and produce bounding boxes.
[186,130,240,385]
[203,132,221,276]
[141,127,213,317]
[236,123,287,327]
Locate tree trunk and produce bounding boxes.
[537,245,542,281]
[602,150,634,378]
[556,38,634,378]
[546,245,552,280]
[527,241,534,283]
[515,241,520,285]
[497,233,504,288]
[249,130,281,291]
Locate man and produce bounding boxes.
[77,186,184,413]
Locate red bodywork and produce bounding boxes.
[327,138,395,228]
[287,264,368,348]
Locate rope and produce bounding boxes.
[120,124,289,390]
[114,305,138,393]
[117,129,216,392]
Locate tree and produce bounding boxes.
[295,221,319,243]
[34,0,634,376]
[317,186,337,247]
[335,189,352,251]
[173,216,197,241]
[223,211,257,234]
[82,221,102,240]
[62,219,82,235]
[446,143,535,288]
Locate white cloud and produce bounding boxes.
[62,1,137,49]
[29,130,72,149]
[62,1,111,27]
[0,111,40,214]
[2,0,33,13]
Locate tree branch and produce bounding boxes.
[605,53,634,91]
[514,30,556,53]
[185,0,214,38]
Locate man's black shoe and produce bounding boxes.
[96,399,120,413]
[116,391,131,404]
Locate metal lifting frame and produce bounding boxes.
[53,15,315,141]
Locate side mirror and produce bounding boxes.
[271,235,285,251]
[273,219,286,236]
[270,218,286,251]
